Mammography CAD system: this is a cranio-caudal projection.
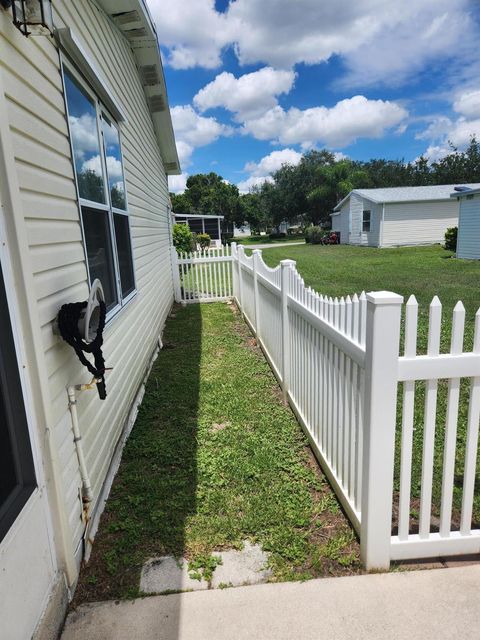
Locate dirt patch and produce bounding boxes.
[210,421,230,433]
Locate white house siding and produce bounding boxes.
[381,200,458,247]
[1,0,174,581]
[332,201,350,243]
[348,194,381,246]
[457,194,480,259]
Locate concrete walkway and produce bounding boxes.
[62,564,480,640]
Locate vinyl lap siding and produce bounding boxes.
[381,200,458,247]
[457,195,480,259]
[1,1,174,562]
[348,194,380,246]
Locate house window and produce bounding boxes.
[0,262,36,542]
[63,64,135,316]
[362,210,371,233]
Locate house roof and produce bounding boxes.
[97,0,180,175]
[174,213,225,220]
[333,184,480,211]
[451,186,480,198]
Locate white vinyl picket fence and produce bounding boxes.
[171,245,233,303]
[171,242,480,569]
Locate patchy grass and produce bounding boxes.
[73,303,360,605]
[258,243,480,530]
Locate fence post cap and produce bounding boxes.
[280,259,296,268]
[366,290,404,305]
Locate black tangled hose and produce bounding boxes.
[57,300,107,399]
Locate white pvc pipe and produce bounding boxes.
[67,386,93,503]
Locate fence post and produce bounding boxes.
[280,259,296,401]
[361,291,403,570]
[170,246,182,303]
[252,249,261,336]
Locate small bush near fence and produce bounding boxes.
[305,226,323,244]
[173,223,194,253]
[269,231,287,239]
[444,226,458,252]
[197,233,211,249]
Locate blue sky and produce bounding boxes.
[147,0,480,193]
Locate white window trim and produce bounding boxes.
[362,209,371,233]
[60,56,137,323]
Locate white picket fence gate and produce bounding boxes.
[171,243,480,569]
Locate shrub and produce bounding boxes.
[444,226,458,252]
[197,233,211,249]
[172,223,194,253]
[269,232,286,239]
[305,226,323,244]
[221,232,234,245]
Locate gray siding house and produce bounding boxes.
[452,187,480,259]
[0,2,179,638]
[332,185,480,248]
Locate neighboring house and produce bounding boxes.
[452,186,480,259]
[173,212,224,245]
[0,2,179,639]
[234,222,251,237]
[331,184,480,247]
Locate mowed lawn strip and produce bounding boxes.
[73,302,360,605]
[258,243,480,529]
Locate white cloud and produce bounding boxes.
[242,96,407,148]
[418,89,480,160]
[238,148,302,193]
[150,0,477,91]
[236,175,274,194]
[169,172,189,194]
[148,0,230,69]
[171,105,232,167]
[337,1,477,88]
[244,148,302,176]
[453,90,480,119]
[194,68,296,120]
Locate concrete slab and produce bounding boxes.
[211,541,272,588]
[62,564,480,640]
[140,557,208,594]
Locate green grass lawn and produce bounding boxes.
[73,303,360,604]
[257,243,480,530]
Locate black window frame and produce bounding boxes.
[0,261,36,543]
[62,60,136,321]
[362,209,371,233]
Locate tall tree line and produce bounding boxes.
[170,138,480,233]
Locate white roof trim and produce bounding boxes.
[174,213,225,220]
[334,184,480,211]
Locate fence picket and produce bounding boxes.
[460,309,480,534]
[398,295,418,540]
[439,302,465,537]
[419,296,442,538]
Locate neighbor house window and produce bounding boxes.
[63,64,135,315]
[362,210,371,233]
[0,262,36,542]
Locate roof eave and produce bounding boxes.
[97,0,181,175]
